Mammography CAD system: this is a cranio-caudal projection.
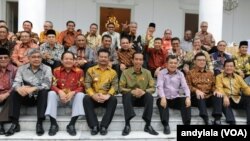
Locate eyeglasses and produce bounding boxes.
[0,56,9,60]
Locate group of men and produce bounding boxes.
[0,19,250,138]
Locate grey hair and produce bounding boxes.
[27,48,42,56]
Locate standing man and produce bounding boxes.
[157,55,191,134]
[216,59,250,125]
[186,52,223,125]
[195,21,215,52]
[6,49,52,136]
[45,51,85,136]
[0,48,17,135]
[16,20,39,44]
[0,26,15,53]
[119,52,158,136]
[180,30,193,52]
[83,49,118,136]
[58,21,78,50]
[102,22,120,50]
[162,29,172,54]
[39,21,59,44]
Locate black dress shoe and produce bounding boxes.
[5,123,20,136]
[100,126,108,135]
[122,125,131,136]
[0,124,5,135]
[67,124,76,136]
[48,124,59,136]
[36,123,44,136]
[213,119,221,125]
[163,126,171,135]
[91,126,99,135]
[144,125,159,135]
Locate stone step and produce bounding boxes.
[0,131,175,141]
[3,116,247,132]
[17,105,247,118]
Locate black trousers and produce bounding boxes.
[42,59,61,70]
[192,95,223,120]
[79,62,94,75]
[9,89,48,121]
[83,95,117,129]
[157,97,191,126]
[223,95,250,124]
[122,92,153,123]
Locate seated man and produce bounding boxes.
[45,51,85,136]
[11,31,38,66]
[40,29,64,69]
[186,52,222,125]
[211,40,231,76]
[146,38,167,77]
[83,49,118,136]
[6,49,52,136]
[117,36,135,77]
[232,41,250,79]
[216,59,250,125]
[157,55,191,135]
[119,52,158,136]
[68,34,94,73]
[0,48,17,135]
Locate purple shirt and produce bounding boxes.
[157,69,190,99]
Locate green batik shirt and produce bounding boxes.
[119,67,155,94]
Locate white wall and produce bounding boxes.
[46,0,186,38]
[222,0,250,44]
[8,0,248,43]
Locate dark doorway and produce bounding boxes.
[6,1,18,33]
[184,13,198,38]
[100,7,131,34]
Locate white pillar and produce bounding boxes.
[18,0,46,34]
[199,0,223,43]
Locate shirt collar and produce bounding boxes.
[132,67,143,74]
[60,66,77,72]
[223,72,236,78]
[165,69,177,75]
[96,65,111,70]
[27,63,43,71]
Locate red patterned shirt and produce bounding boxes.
[51,66,84,94]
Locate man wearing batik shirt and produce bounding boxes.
[117,37,135,77]
[168,37,186,70]
[40,29,64,69]
[58,21,78,50]
[16,20,39,44]
[216,59,250,125]
[211,40,231,76]
[11,31,38,66]
[186,52,222,125]
[83,49,118,136]
[120,52,158,136]
[232,41,250,78]
[6,49,52,136]
[146,38,167,77]
[183,37,213,74]
[0,26,15,54]
[0,48,17,135]
[157,55,191,135]
[195,21,215,52]
[68,34,94,73]
[85,23,102,50]
[45,51,85,136]
[120,22,143,53]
